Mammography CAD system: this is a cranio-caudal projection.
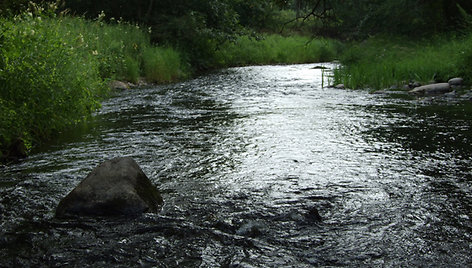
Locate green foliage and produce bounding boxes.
[282,0,472,39]
[456,34,472,80]
[143,47,188,83]
[54,15,152,83]
[63,0,242,70]
[333,36,471,89]
[233,0,279,31]
[214,34,338,67]
[3,2,339,158]
[0,7,193,158]
[0,12,106,155]
[330,0,426,38]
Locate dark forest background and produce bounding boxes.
[3,0,472,40]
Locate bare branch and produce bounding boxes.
[279,0,335,34]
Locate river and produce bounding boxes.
[1,63,471,267]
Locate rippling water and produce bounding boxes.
[1,64,472,267]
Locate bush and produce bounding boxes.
[0,13,106,156]
[55,15,151,83]
[0,6,199,158]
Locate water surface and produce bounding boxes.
[1,64,471,267]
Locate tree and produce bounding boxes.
[293,0,472,38]
[0,0,57,17]
[63,0,301,69]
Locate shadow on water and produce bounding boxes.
[363,104,472,155]
[1,63,472,267]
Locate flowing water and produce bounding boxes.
[1,64,472,267]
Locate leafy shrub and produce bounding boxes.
[0,12,106,156]
[55,15,150,83]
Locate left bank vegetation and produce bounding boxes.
[0,1,338,160]
[0,3,190,160]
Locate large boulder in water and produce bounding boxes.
[56,157,163,218]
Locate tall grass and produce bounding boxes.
[0,10,189,158]
[214,34,339,67]
[0,12,106,157]
[333,36,472,89]
[57,15,188,84]
[143,46,189,83]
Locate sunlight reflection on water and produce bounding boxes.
[1,63,471,267]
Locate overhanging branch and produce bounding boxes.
[280,0,334,33]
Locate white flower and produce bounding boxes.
[97,11,106,21]
[78,33,84,43]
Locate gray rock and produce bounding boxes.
[444,91,458,98]
[460,90,472,101]
[236,221,265,237]
[448,77,464,86]
[136,78,150,87]
[109,80,129,90]
[411,82,422,88]
[334,84,345,89]
[409,83,451,96]
[305,207,322,222]
[56,157,163,218]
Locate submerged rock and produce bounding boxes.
[409,83,451,96]
[56,157,163,218]
[305,207,322,222]
[236,221,265,237]
[460,90,472,101]
[444,90,458,99]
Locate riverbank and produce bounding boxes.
[333,35,472,90]
[0,11,190,161]
[4,9,471,161]
[214,34,338,67]
[0,11,338,161]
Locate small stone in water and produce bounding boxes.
[305,207,322,222]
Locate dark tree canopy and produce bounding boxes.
[295,0,472,38]
[4,0,472,41]
[2,0,472,67]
